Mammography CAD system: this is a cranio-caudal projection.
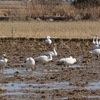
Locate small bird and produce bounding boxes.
[43,45,57,56]
[45,36,52,45]
[90,49,100,59]
[57,56,76,67]
[22,57,35,71]
[0,53,8,73]
[34,53,52,66]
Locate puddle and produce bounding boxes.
[56,64,83,68]
[85,81,100,90]
[2,92,35,96]
[4,68,25,74]
[68,65,83,68]
[84,95,100,99]
[4,68,59,77]
[1,81,77,95]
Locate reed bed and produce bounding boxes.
[0,20,99,39]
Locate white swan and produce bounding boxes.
[90,49,100,58]
[43,46,57,56]
[92,34,96,45]
[92,34,100,50]
[95,35,99,45]
[34,53,52,65]
[0,54,8,73]
[57,56,76,67]
[22,57,35,71]
[45,36,52,45]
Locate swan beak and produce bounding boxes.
[2,53,9,58]
[89,51,93,54]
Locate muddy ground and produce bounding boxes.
[0,38,100,100]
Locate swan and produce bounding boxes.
[95,35,99,45]
[43,46,57,56]
[57,56,76,67]
[92,34,96,45]
[0,53,8,73]
[92,34,100,50]
[22,57,35,71]
[34,53,52,65]
[45,36,52,45]
[90,49,100,59]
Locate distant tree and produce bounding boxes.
[72,0,100,8]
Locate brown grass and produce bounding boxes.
[0,20,99,39]
[0,1,100,21]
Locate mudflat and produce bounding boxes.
[0,38,100,100]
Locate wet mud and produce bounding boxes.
[0,38,100,100]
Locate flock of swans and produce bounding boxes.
[90,34,100,58]
[0,34,100,72]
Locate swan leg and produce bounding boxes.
[26,67,29,71]
[97,55,99,59]
[31,66,35,71]
[1,67,3,73]
[49,61,51,66]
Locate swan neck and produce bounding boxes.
[96,35,98,44]
[93,35,95,43]
[47,36,50,39]
[48,54,52,61]
[53,47,55,51]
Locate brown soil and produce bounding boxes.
[0,38,100,100]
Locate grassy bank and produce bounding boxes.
[0,20,99,39]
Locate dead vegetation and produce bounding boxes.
[0,1,99,21]
[0,20,99,38]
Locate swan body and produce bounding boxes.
[92,34,100,50]
[90,49,100,58]
[92,44,99,50]
[95,35,99,45]
[57,56,76,67]
[0,54,8,73]
[22,57,35,71]
[44,47,57,56]
[92,34,97,45]
[45,36,52,45]
[34,53,52,64]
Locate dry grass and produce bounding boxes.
[0,20,100,39]
[0,1,100,20]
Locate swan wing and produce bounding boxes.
[44,51,54,56]
[0,60,6,67]
[34,55,48,62]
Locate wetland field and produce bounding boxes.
[0,38,100,100]
[0,1,100,100]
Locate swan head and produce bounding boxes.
[89,51,93,54]
[91,34,96,36]
[2,53,8,59]
[47,36,51,39]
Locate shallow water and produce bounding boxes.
[85,81,100,90]
[1,80,100,96]
[4,68,25,74]
[84,95,100,99]
[1,81,76,95]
